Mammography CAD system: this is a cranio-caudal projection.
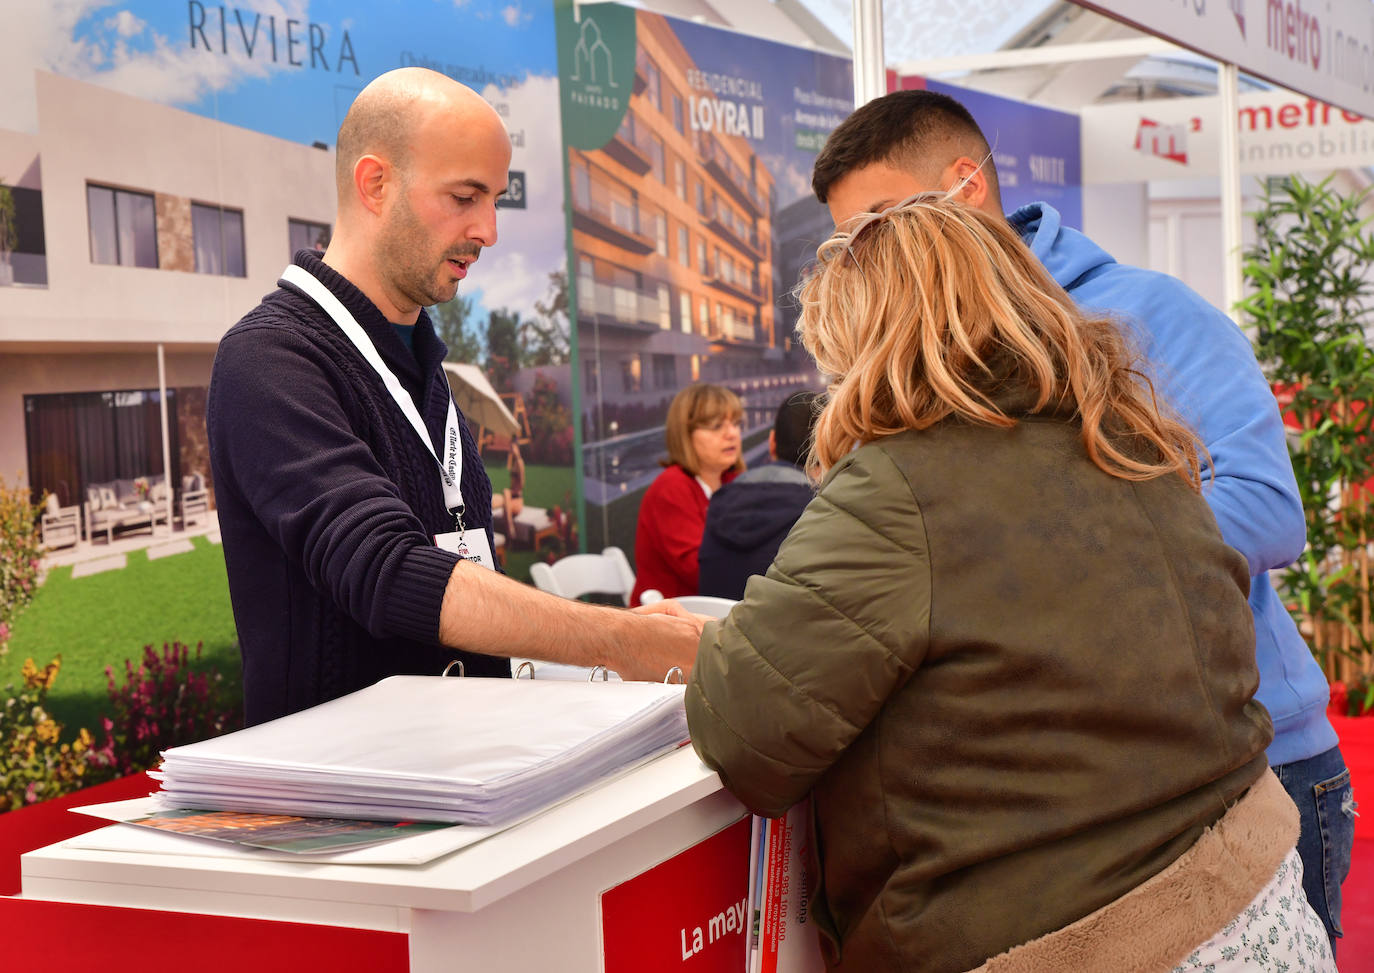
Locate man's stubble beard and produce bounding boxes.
[378,191,456,311]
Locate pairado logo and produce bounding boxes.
[569,16,623,112]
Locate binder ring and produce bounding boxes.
[663,666,684,684]
[442,660,466,677]
[588,665,610,682]
[514,661,536,680]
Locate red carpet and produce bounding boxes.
[1330,713,1373,972]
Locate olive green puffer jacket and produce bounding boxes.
[686,416,1273,973]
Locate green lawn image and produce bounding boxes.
[1,535,241,744]
[3,462,576,741]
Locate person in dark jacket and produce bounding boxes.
[208,67,701,725]
[698,390,820,600]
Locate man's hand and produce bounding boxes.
[438,561,706,682]
[616,609,703,682]
[631,598,709,631]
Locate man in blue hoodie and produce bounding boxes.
[811,89,1353,948]
[698,390,820,600]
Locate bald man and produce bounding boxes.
[813,89,1353,952]
[209,69,701,725]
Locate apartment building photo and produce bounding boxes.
[0,71,335,530]
[572,11,834,513]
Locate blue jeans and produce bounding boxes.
[1274,745,1356,952]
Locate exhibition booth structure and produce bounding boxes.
[6,1,1374,970]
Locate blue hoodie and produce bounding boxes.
[1010,202,1336,767]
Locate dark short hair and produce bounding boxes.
[773,391,822,468]
[812,90,998,206]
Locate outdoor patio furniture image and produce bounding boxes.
[179,472,209,527]
[441,364,526,461]
[84,475,170,543]
[529,547,635,606]
[39,494,80,550]
[506,505,560,551]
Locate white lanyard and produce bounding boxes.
[280,264,468,531]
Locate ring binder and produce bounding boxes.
[513,661,536,679]
[588,665,611,682]
[663,666,684,684]
[442,659,466,677]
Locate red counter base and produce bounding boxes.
[0,898,408,973]
[0,773,407,972]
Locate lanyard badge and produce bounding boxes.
[281,264,495,571]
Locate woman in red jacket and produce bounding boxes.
[631,383,745,605]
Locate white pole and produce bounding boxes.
[1218,62,1244,324]
[157,343,174,532]
[852,0,885,107]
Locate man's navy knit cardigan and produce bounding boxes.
[208,251,508,727]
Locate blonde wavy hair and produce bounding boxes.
[796,195,1203,486]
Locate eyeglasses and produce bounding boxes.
[817,189,953,271]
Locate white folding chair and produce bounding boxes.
[528,546,636,606]
[671,595,738,619]
[521,546,636,681]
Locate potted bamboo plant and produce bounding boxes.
[1239,173,1374,696]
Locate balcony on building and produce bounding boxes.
[576,277,665,333]
[708,313,766,347]
[571,180,657,255]
[700,198,766,261]
[696,138,765,218]
[605,111,654,177]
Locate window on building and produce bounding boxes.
[677,225,689,268]
[192,203,246,277]
[674,158,686,201]
[86,184,157,268]
[679,291,692,334]
[653,354,675,389]
[654,209,668,257]
[658,283,670,330]
[584,358,599,398]
[638,51,661,111]
[577,254,595,315]
[698,297,710,334]
[650,135,665,184]
[612,265,638,322]
[672,92,684,135]
[288,218,331,257]
[695,181,706,216]
[621,357,643,394]
[572,162,591,209]
[697,238,707,276]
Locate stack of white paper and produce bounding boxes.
[151,676,689,825]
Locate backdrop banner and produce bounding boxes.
[1082,87,1374,182]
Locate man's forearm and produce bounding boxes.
[437,560,701,681]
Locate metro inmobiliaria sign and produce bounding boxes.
[1075,0,1374,119]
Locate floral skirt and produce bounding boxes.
[1171,847,1335,972]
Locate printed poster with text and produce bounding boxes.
[555,2,847,555]
[0,1,575,581]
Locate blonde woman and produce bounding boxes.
[685,197,1332,972]
[631,383,745,606]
